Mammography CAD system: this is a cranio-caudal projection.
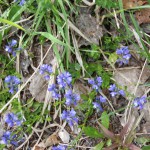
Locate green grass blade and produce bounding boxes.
[0,17,25,31]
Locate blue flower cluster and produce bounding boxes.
[5,39,20,56]
[39,64,53,80]
[48,84,61,100]
[88,76,103,91]
[88,76,106,111]
[52,145,67,150]
[14,0,26,6]
[57,72,72,88]
[133,96,147,110]
[61,109,78,127]
[116,46,131,66]
[109,84,125,97]
[93,96,106,112]
[1,113,22,146]
[65,90,80,106]
[4,112,22,127]
[1,131,18,146]
[47,70,79,128]
[5,75,21,94]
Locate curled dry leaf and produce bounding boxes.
[58,129,70,143]
[135,8,150,24]
[122,0,147,9]
[33,142,46,150]
[45,134,60,147]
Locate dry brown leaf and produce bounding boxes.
[122,0,147,9]
[114,68,148,97]
[33,142,46,150]
[141,102,150,133]
[135,8,150,24]
[142,121,150,133]
[45,134,59,147]
[29,73,48,102]
[75,13,103,47]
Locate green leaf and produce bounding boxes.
[94,142,104,150]
[100,111,109,129]
[108,52,118,64]
[0,32,2,48]
[142,146,150,150]
[36,32,68,47]
[8,6,21,21]
[96,0,118,8]
[0,144,5,150]
[101,72,111,88]
[106,139,112,146]
[0,17,25,31]
[83,126,103,138]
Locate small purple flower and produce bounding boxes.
[88,76,103,91]
[52,145,67,150]
[4,113,22,127]
[65,90,80,106]
[39,64,53,80]
[48,84,61,100]
[61,109,78,127]
[5,75,21,94]
[14,0,26,5]
[116,46,131,66]
[1,131,18,146]
[109,84,125,97]
[93,96,106,111]
[133,96,147,110]
[57,72,72,88]
[5,39,20,56]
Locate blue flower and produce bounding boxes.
[14,0,26,6]
[109,84,125,97]
[88,76,103,91]
[4,113,22,127]
[65,90,80,106]
[116,46,131,66]
[133,96,147,109]
[5,39,20,56]
[39,64,53,80]
[57,72,72,88]
[48,84,61,100]
[93,96,106,111]
[52,145,67,150]
[61,109,78,127]
[5,75,21,94]
[1,131,18,146]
